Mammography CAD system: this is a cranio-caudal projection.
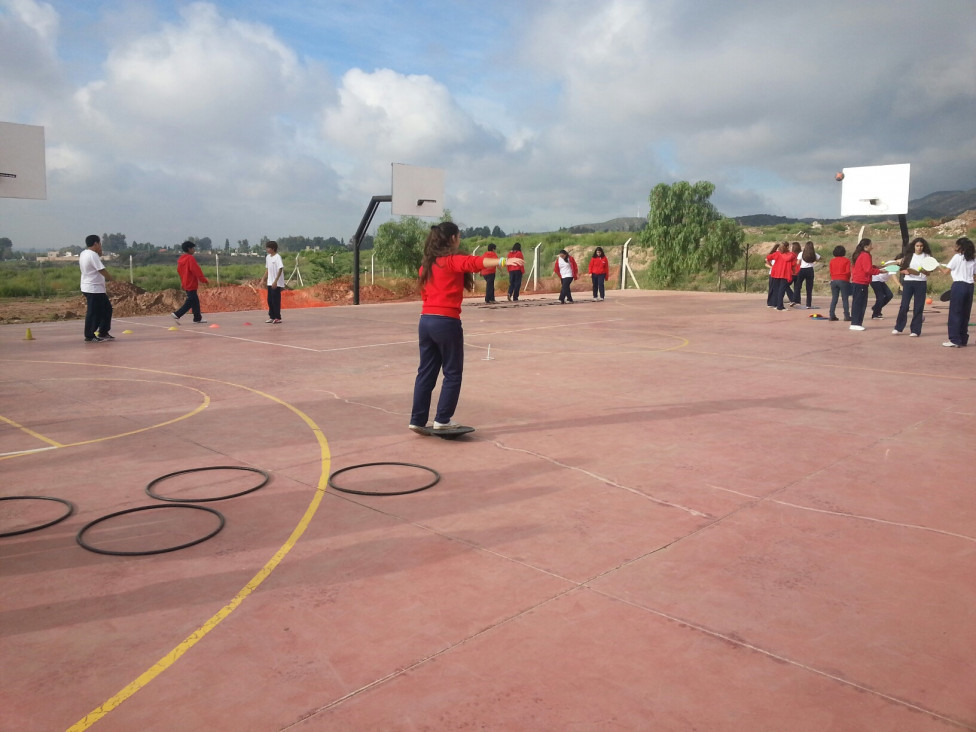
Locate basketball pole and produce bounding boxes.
[350,195,391,305]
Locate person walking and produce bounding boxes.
[554,249,579,303]
[172,241,209,323]
[79,234,114,342]
[942,237,976,347]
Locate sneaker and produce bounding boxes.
[942,341,960,348]
[828,316,838,321]
[272,319,282,324]
[432,420,460,430]
[84,336,104,343]
[408,424,429,435]
[872,315,884,320]
[909,333,919,337]
[891,329,901,335]
[171,312,180,321]
[194,319,208,324]
[507,294,512,301]
[843,316,851,321]
[265,318,275,323]
[96,333,115,340]
[804,305,812,310]
[849,325,865,331]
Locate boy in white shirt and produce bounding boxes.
[79,234,114,342]
[263,241,284,324]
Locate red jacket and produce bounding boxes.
[829,256,852,282]
[480,254,498,276]
[851,252,880,285]
[588,255,609,276]
[177,253,208,291]
[419,254,485,319]
[506,251,524,272]
[554,255,579,279]
[770,251,796,280]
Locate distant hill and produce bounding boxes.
[733,188,976,227]
[571,189,976,231]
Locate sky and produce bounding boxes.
[1,0,975,250]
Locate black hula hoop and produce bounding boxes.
[146,465,270,502]
[328,462,440,496]
[0,496,75,538]
[76,503,225,556]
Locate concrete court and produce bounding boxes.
[1,288,974,731]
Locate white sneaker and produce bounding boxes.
[909,333,919,337]
[194,319,208,324]
[408,424,429,434]
[432,420,460,430]
[891,329,900,334]
[942,341,960,348]
[849,325,865,331]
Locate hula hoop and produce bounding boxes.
[328,462,440,496]
[76,504,225,556]
[146,466,270,502]
[0,496,75,538]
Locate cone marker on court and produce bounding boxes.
[24,328,34,340]
[168,326,179,331]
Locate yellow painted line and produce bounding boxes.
[0,413,64,448]
[0,380,210,462]
[0,361,330,731]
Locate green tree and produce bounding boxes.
[101,232,128,253]
[640,180,742,286]
[699,217,745,287]
[0,236,12,260]
[224,238,230,252]
[373,217,429,273]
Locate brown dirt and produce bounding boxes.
[0,278,423,325]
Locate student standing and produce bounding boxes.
[828,245,851,321]
[892,237,930,337]
[765,244,781,308]
[588,246,609,300]
[942,237,976,347]
[481,243,498,303]
[787,241,802,306]
[794,241,820,309]
[172,241,209,323]
[554,249,578,303]
[264,240,284,324]
[79,234,114,342]
[849,238,880,330]
[409,222,503,433]
[506,242,525,301]
[770,242,796,310]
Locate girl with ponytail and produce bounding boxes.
[410,222,504,433]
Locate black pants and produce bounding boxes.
[591,274,606,299]
[850,283,869,326]
[947,281,974,346]
[508,270,523,300]
[870,281,893,317]
[895,280,926,334]
[267,286,282,320]
[559,277,574,303]
[794,268,814,307]
[483,274,495,303]
[174,290,203,321]
[411,314,464,426]
[83,292,113,339]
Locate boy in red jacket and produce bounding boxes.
[172,241,209,323]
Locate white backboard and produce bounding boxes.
[391,163,444,217]
[0,121,47,200]
[839,163,910,217]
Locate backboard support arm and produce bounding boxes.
[350,195,392,305]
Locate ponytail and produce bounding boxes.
[418,221,473,290]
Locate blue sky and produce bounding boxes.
[2,0,974,250]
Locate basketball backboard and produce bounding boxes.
[0,121,47,200]
[839,163,909,217]
[391,163,444,217]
